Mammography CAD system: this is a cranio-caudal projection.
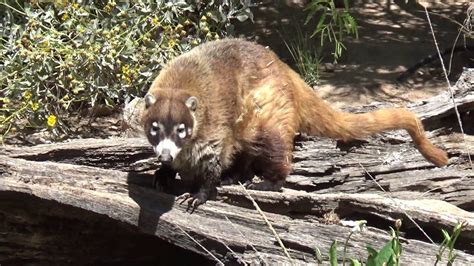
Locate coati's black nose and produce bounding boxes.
[159,149,173,164]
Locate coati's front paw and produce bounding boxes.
[176,190,210,213]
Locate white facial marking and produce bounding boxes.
[150,121,161,137]
[177,123,186,139]
[154,138,180,158]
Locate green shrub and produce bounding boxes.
[284,0,358,86]
[305,0,358,63]
[283,26,321,86]
[0,0,255,140]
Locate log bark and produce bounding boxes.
[1,69,473,264]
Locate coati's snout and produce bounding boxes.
[159,148,173,164]
[142,93,198,164]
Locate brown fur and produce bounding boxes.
[143,39,448,205]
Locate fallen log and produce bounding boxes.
[1,69,473,264]
[1,156,473,264]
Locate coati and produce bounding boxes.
[142,39,448,210]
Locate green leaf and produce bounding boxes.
[350,258,362,266]
[304,0,330,11]
[314,246,323,263]
[376,240,395,263]
[310,13,327,38]
[343,0,349,10]
[320,28,326,46]
[329,240,338,266]
[316,13,327,33]
[450,253,458,261]
[392,237,402,257]
[72,86,85,95]
[366,256,377,266]
[235,13,248,22]
[104,97,114,107]
[304,0,329,24]
[441,229,451,243]
[366,245,378,257]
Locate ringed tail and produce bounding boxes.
[292,74,448,167]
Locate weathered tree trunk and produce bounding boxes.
[1,69,473,265]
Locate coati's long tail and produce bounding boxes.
[292,75,448,167]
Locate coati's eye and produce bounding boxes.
[177,123,186,139]
[150,121,159,136]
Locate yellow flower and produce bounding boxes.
[47,115,57,127]
[61,13,70,22]
[123,75,132,85]
[23,91,32,100]
[0,97,10,104]
[30,102,40,111]
[72,3,79,9]
[168,39,177,48]
[104,5,112,13]
[121,64,130,75]
[151,17,160,26]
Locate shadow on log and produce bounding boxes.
[1,69,474,264]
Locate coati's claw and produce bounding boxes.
[176,192,192,204]
[176,191,208,213]
[186,198,203,213]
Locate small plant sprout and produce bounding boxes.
[365,219,402,266]
[329,240,338,266]
[341,220,367,266]
[435,220,468,266]
[314,245,323,264]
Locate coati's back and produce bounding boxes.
[146,39,284,134]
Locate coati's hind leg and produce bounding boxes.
[238,81,297,191]
[220,153,255,186]
[245,128,294,191]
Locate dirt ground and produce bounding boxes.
[237,0,473,108]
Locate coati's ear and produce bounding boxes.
[186,96,198,112]
[144,94,156,108]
